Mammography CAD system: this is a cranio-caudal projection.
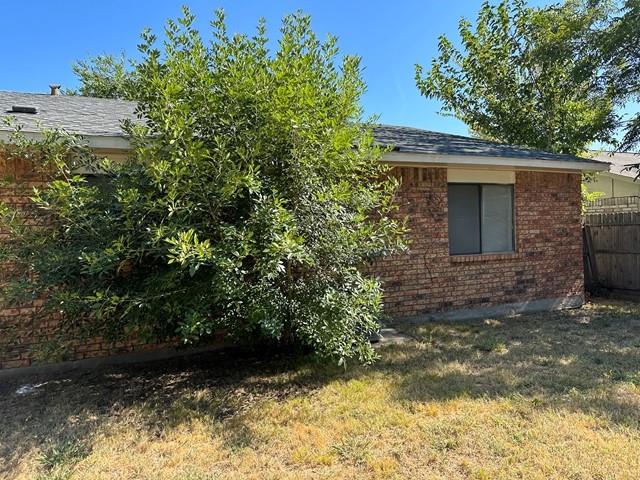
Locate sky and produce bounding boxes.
[0,0,580,137]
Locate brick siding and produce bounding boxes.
[0,154,178,369]
[373,167,584,317]
[0,160,584,370]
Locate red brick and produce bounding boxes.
[0,161,583,370]
[371,168,583,318]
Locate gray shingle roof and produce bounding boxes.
[0,90,139,137]
[373,125,604,165]
[591,151,640,178]
[0,91,607,167]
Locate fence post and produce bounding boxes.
[583,225,599,292]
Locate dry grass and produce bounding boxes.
[3,299,640,479]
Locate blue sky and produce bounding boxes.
[0,0,576,137]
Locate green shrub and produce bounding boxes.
[0,9,406,365]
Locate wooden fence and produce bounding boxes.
[584,212,640,292]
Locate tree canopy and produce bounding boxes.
[600,0,640,152]
[0,9,406,365]
[416,0,619,156]
[68,54,138,100]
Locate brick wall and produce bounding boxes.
[1,154,44,368]
[0,159,584,370]
[0,154,178,369]
[372,167,584,318]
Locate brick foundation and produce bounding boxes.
[0,161,585,370]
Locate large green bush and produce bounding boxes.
[0,9,406,365]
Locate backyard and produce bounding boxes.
[2,299,640,479]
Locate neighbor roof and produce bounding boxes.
[0,90,608,170]
[591,151,640,179]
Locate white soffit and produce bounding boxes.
[383,151,609,172]
[598,171,640,184]
[0,130,610,173]
[0,130,131,151]
[448,168,515,184]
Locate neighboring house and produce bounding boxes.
[584,152,640,214]
[0,90,608,370]
[585,151,640,197]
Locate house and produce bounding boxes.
[584,151,640,213]
[585,152,640,198]
[0,90,608,370]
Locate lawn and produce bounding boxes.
[2,300,640,480]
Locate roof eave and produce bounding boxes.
[599,170,639,182]
[382,151,610,172]
[0,130,132,151]
[0,130,611,172]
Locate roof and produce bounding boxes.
[0,90,608,170]
[373,125,604,166]
[0,90,139,137]
[591,151,640,179]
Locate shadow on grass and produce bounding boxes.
[0,347,341,477]
[2,300,640,475]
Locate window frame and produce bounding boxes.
[447,182,516,256]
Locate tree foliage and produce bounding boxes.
[416,0,618,156]
[600,0,640,152]
[0,9,406,365]
[68,54,138,100]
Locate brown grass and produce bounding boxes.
[2,299,640,479]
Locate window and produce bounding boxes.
[448,183,514,255]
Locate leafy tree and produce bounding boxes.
[581,183,605,213]
[599,0,640,152]
[67,54,138,100]
[416,0,618,156]
[0,9,406,365]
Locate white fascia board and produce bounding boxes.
[84,135,131,150]
[382,151,610,172]
[0,129,131,151]
[0,130,611,172]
